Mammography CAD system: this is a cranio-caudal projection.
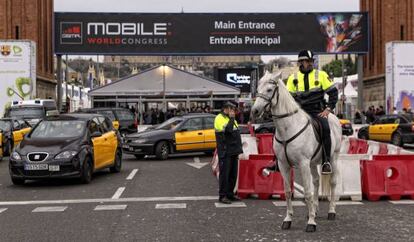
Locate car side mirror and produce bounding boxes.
[91,131,102,138]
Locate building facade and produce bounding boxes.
[361,0,414,109]
[0,0,55,99]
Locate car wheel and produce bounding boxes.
[391,132,403,147]
[110,151,122,173]
[155,141,169,160]
[11,177,25,185]
[134,154,145,160]
[359,131,369,140]
[80,157,93,184]
[258,128,270,134]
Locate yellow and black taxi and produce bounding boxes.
[0,118,32,157]
[9,113,122,185]
[123,113,216,160]
[357,114,414,147]
[339,119,353,136]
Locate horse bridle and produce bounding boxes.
[255,80,298,119]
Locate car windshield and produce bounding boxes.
[30,120,86,138]
[156,117,184,130]
[0,121,11,132]
[115,110,134,121]
[9,107,44,119]
[97,110,116,121]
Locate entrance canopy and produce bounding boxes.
[89,65,240,97]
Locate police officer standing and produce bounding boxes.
[286,50,339,174]
[214,102,243,204]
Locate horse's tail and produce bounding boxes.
[320,173,332,199]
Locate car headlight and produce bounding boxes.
[11,151,22,161]
[55,151,78,160]
[132,138,148,144]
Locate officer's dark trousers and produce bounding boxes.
[219,155,239,199]
[310,113,331,162]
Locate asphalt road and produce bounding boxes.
[0,153,413,242]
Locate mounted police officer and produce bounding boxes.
[286,50,339,174]
[214,101,243,204]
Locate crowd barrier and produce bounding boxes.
[256,133,274,155]
[361,155,414,201]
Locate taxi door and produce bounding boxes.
[99,117,118,167]
[175,117,204,151]
[12,120,31,147]
[203,117,216,149]
[368,117,387,141]
[90,119,106,170]
[381,117,400,142]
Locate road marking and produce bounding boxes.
[94,205,127,211]
[273,201,306,207]
[126,169,139,180]
[0,196,218,206]
[155,203,187,209]
[32,206,67,212]
[215,202,246,208]
[194,157,200,163]
[389,200,414,205]
[186,156,209,169]
[0,208,7,213]
[112,187,126,199]
[336,201,364,206]
[294,182,305,198]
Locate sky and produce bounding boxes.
[54,0,360,62]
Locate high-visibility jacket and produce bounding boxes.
[214,112,243,158]
[286,69,338,114]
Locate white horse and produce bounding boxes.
[251,71,342,232]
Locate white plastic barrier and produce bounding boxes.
[239,134,259,160]
[339,136,350,154]
[318,154,369,201]
[387,144,401,154]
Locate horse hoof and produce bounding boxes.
[305,224,317,233]
[328,213,336,220]
[281,221,292,230]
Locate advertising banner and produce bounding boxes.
[216,68,256,93]
[386,42,414,113]
[55,12,369,55]
[0,40,36,117]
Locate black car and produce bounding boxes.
[9,113,122,185]
[123,113,217,160]
[0,118,32,157]
[77,108,136,134]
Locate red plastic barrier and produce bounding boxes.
[238,154,294,200]
[361,155,414,201]
[256,133,274,155]
[348,138,369,154]
[247,122,255,137]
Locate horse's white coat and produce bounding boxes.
[251,71,342,230]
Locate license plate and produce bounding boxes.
[24,164,48,170]
[49,165,60,171]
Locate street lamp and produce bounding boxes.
[342,68,348,118]
[162,64,166,112]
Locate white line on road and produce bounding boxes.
[215,202,247,208]
[389,200,414,205]
[273,201,305,207]
[0,208,7,213]
[193,157,200,163]
[155,203,187,209]
[294,182,304,193]
[0,196,218,206]
[94,205,127,211]
[336,201,364,206]
[126,169,139,180]
[111,187,126,199]
[32,206,67,212]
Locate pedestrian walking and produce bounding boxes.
[214,102,243,204]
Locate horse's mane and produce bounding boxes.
[269,72,300,114]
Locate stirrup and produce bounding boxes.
[321,162,332,175]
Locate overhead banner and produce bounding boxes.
[54,12,369,55]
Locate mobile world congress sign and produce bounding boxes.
[54,12,369,55]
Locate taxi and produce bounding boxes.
[0,118,32,157]
[339,119,353,136]
[9,113,122,185]
[123,113,216,160]
[357,114,414,147]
